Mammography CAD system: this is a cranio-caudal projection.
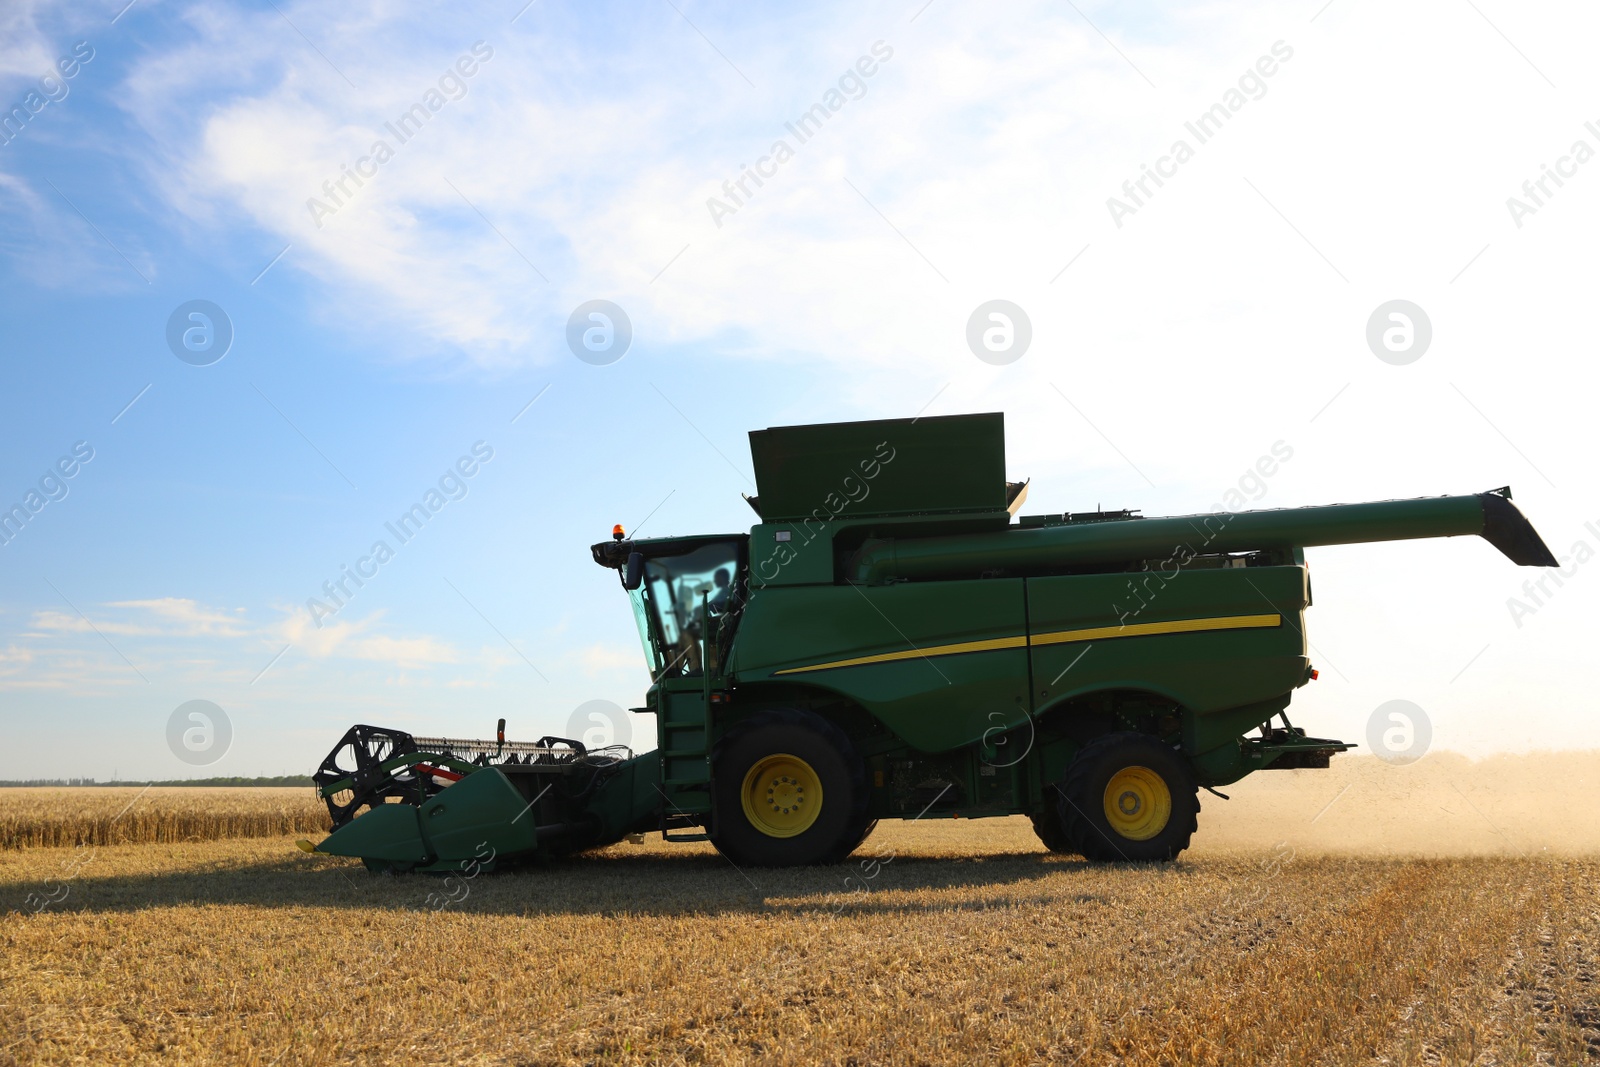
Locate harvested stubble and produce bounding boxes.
[3,753,1598,1065]
[0,787,330,850]
[2,823,1598,1065]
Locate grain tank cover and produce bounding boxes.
[747,412,1009,521]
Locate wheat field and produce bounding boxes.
[0,787,329,850]
[2,753,1597,1066]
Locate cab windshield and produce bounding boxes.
[627,540,744,679]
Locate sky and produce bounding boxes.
[0,0,1595,779]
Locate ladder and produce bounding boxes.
[656,683,713,841]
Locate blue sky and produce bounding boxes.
[1,0,1596,778]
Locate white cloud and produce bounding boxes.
[29,598,252,639]
[272,604,461,666]
[107,598,252,636]
[578,641,639,677]
[348,632,458,666]
[103,1,1202,367]
[0,1,55,83]
[28,608,158,637]
[0,643,37,676]
[13,596,466,682]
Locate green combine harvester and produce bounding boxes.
[303,413,1557,870]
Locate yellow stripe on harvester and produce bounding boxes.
[1029,613,1282,647]
[772,635,1028,675]
[770,613,1282,676]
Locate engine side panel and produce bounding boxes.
[1027,564,1310,726]
[729,579,1030,753]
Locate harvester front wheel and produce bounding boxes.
[710,709,870,867]
[1057,733,1199,862]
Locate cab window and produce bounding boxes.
[627,540,743,679]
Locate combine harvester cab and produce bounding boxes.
[305,413,1557,871]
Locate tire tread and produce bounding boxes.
[1030,798,1075,854]
[709,707,870,867]
[1058,732,1200,862]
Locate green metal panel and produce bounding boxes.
[749,522,838,588]
[582,749,665,838]
[731,578,1030,752]
[750,514,1013,589]
[317,802,429,863]
[417,769,540,862]
[1026,566,1309,723]
[729,566,1307,758]
[748,413,1006,522]
[1188,698,1296,784]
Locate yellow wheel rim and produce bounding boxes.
[1102,766,1172,841]
[740,753,823,838]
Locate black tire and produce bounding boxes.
[709,708,870,867]
[1030,801,1075,854]
[846,819,880,856]
[1057,733,1200,862]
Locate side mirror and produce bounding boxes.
[622,551,645,591]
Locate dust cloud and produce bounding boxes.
[1191,750,1600,857]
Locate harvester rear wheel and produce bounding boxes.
[710,709,870,867]
[1030,802,1075,854]
[1057,733,1199,862]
